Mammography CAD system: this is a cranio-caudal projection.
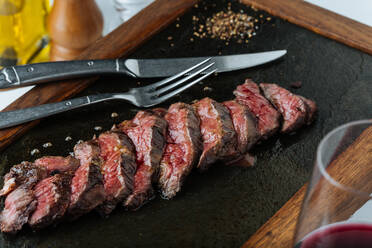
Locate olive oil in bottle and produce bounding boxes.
[0,0,50,67]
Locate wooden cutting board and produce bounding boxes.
[239,0,372,247]
[0,0,198,151]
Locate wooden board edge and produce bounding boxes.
[242,185,307,248]
[240,0,372,55]
[0,0,198,151]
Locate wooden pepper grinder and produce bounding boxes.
[47,0,103,61]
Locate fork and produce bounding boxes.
[0,59,216,129]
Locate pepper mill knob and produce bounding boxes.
[47,0,104,61]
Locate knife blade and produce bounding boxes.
[0,50,286,89]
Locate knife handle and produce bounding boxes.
[0,59,136,89]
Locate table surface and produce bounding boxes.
[1,0,372,247]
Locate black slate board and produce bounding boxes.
[1,0,372,247]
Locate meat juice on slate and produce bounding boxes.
[295,223,372,248]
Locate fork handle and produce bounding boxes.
[0,59,136,89]
[0,94,115,129]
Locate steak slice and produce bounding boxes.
[159,103,202,199]
[35,156,80,175]
[28,174,71,230]
[223,100,259,154]
[260,83,307,133]
[97,131,137,215]
[68,141,105,219]
[234,79,281,139]
[118,110,167,210]
[299,96,317,125]
[193,97,238,171]
[0,162,47,197]
[0,187,37,233]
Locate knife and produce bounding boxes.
[0,50,286,89]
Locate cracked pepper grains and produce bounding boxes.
[193,10,256,42]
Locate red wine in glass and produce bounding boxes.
[295,223,372,248]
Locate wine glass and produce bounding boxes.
[294,120,372,248]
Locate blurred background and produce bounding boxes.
[0,0,153,67]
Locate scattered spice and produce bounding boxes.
[94,126,102,131]
[65,136,72,142]
[193,10,256,41]
[290,81,302,89]
[30,149,40,156]
[42,142,52,148]
[111,112,119,118]
[76,140,84,145]
[167,36,173,41]
[175,23,180,28]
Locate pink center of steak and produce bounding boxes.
[234,80,280,138]
[29,177,59,224]
[98,133,124,198]
[70,144,94,206]
[34,156,79,175]
[0,187,36,233]
[196,100,221,150]
[260,83,306,133]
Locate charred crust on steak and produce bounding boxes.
[159,102,202,199]
[259,83,307,133]
[234,79,281,139]
[68,141,105,219]
[0,162,47,197]
[223,100,259,154]
[119,110,167,210]
[193,97,238,171]
[299,96,317,125]
[97,131,137,215]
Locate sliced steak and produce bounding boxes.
[193,97,238,171]
[0,162,47,197]
[159,103,202,199]
[68,141,105,219]
[118,110,167,210]
[0,187,37,233]
[35,156,80,175]
[28,174,71,230]
[97,131,137,215]
[223,100,259,154]
[299,96,317,125]
[234,79,281,139]
[260,83,307,133]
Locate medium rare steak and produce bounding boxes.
[34,156,80,175]
[28,174,71,229]
[159,103,202,199]
[234,79,281,139]
[193,97,238,171]
[97,131,137,215]
[0,162,47,197]
[223,100,259,154]
[260,83,307,133]
[0,187,37,233]
[118,110,167,210]
[299,96,317,125]
[68,141,105,219]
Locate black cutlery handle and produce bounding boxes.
[0,59,136,89]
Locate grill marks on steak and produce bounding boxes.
[0,162,47,197]
[193,98,238,171]
[0,187,37,233]
[159,103,202,199]
[97,131,137,215]
[223,100,259,154]
[35,156,80,175]
[234,79,281,139]
[118,110,167,210]
[260,83,307,133]
[28,174,71,229]
[69,141,105,219]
